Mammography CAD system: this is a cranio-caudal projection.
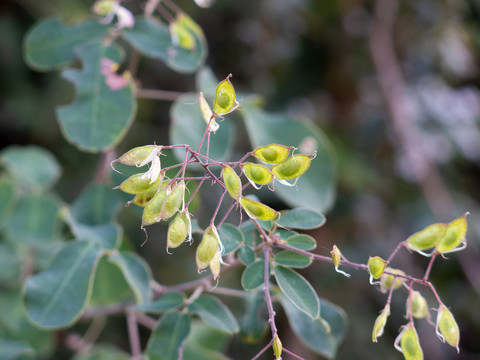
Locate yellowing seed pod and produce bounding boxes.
[242,163,273,187]
[272,334,282,359]
[167,212,190,251]
[131,187,158,207]
[395,324,423,360]
[116,172,164,195]
[160,182,186,219]
[114,145,160,167]
[436,305,460,353]
[196,226,219,271]
[372,304,390,342]
[209,249,221,280]
[435,213,469,254]
[368,256,388,283]
[142,189,168,227]
[222,166,242,200]
[213,74,238,115]
[254,144,291,164]
[199,92,219,133]
[407,223,446,255]
[408,292,428,319]
[271,154,312,180]
[240,197,279,221]
[380,268,405,292]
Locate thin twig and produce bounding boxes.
[127,312,142,360]
[136,88,185,101]
[283,347,307,360]
[136,312,158,330]
[263,247,278,337]
[251,339,273,360]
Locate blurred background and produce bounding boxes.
[1,0,480,359]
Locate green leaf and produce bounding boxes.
[73,345,130,360]
[109,252,152,304]
[285,234,317,251]
[57,40,136,152]
[170,94,234,163]
[23,240,103,329]
[122,17,207,74]
[0,338,34,360]
[0,244,20,284]
[0,178,16,228]
[274,250,312,268]
[146,311,191,360]
[280,294,347,359]
[183,322,231,360]
[273,265,319,319]
[277,208,326,229]
[132,292,185,314]
[6,193,60,245]
[1,145,61,191]
[218,224,243,254]
[241,260,265,290]
[238,246,255,265]
[188,295,239,333]
[24,17,108,71]
[242,108,335,212]
[239,291,267,343]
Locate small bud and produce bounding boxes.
[199,92,219,133]
[272,334,282,359]
[407,223,446,255]
[330,245,350,278]
[408,291,428,319]
[380,268,405,292]
[240,197,279,221]
[196,226,220,271]
[368,256,388,283]
[222,165,242,200]
[242,163,273,188]
[167,212,191,251]
[142,189,168,227]
[372,304,390,342]
[213,74,238,116]
[436,305,460,353]
[271,154,312,180]
[394,323,424,360]
[435,213,469,254]
[253,144,291,164]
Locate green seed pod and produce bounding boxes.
[272,334,282,359]
[222,166,242,200]
[380,268,405,292]
[240,197,279,221]
[92,0,116,16]
[196,226,220,271]
[142,189,168,227]
[242,163,273,187]
[209,249,221,280]
[395,324,424,360]
[114,145,160,167]
[372,304,390,342]
[117,171,164,195]
[167,212,191,251]
[271,154,312,180]
[407,223,446,254]
[199,92,219,133]
[170,16,196,50]
[436,305,460,353]
[435,213,469,254]
[213,74,238,115]
[161,182,186,219]
[408,292,428,319]
[368,256,388,281]
[131,187,158,207]
[254,144,291,164]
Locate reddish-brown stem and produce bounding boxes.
[126,312,142,360]
[283,348,307,360]
[423,253,437,281]
[263,247,278,337]
[135,88,185,101]
[211,190,227,225]
[387,241,406,263]
[251,339,273,360]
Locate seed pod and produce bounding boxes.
[114,145,160,167]
[209,249,221,280]
[170,16,196,50]
[242,163,273,187]
[395,324,424,360]
[167,212,191,250]
[372,304,390,342]
[142,189,168,227]
[368,256,388,283]
[435,213,469,254]
[272,334,282,359]
[407,223,446,254]
[213,74,238,115]
[160,182,185,219]
[199,92,219,133]
[271,154,312,180]
[254,144,291,164]
[196,226,219,271]
[240,197,279,221]
[131,187,159,207]
[436,305,460,353]
[380,268,405,292]
[222,166,242,200]
[408,292,428,319]
[117,171,164,195]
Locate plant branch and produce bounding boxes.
[263,247,278,337]
[251,339,273,360]
[126,312,142,360]
[136,88,185,101]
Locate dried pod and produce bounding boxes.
[271,154,312,180]
[142,189,168,227]
[222,165,242,200]
[408,292,428,319]
[435,213,468,254]
[407,223,446,255]
[254,144,291,164]
[436,305,460,353]
[395,324,424,360]
[196,226,219,271]
[167,212,191,250]
[272,334,282,359]
[372,304,390,342]
[117,171,164,195]
[213,74,238,115]
[242,163,273,187]
[368,256,388,282]
[380,268,405,292]
[240,197,279,221]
